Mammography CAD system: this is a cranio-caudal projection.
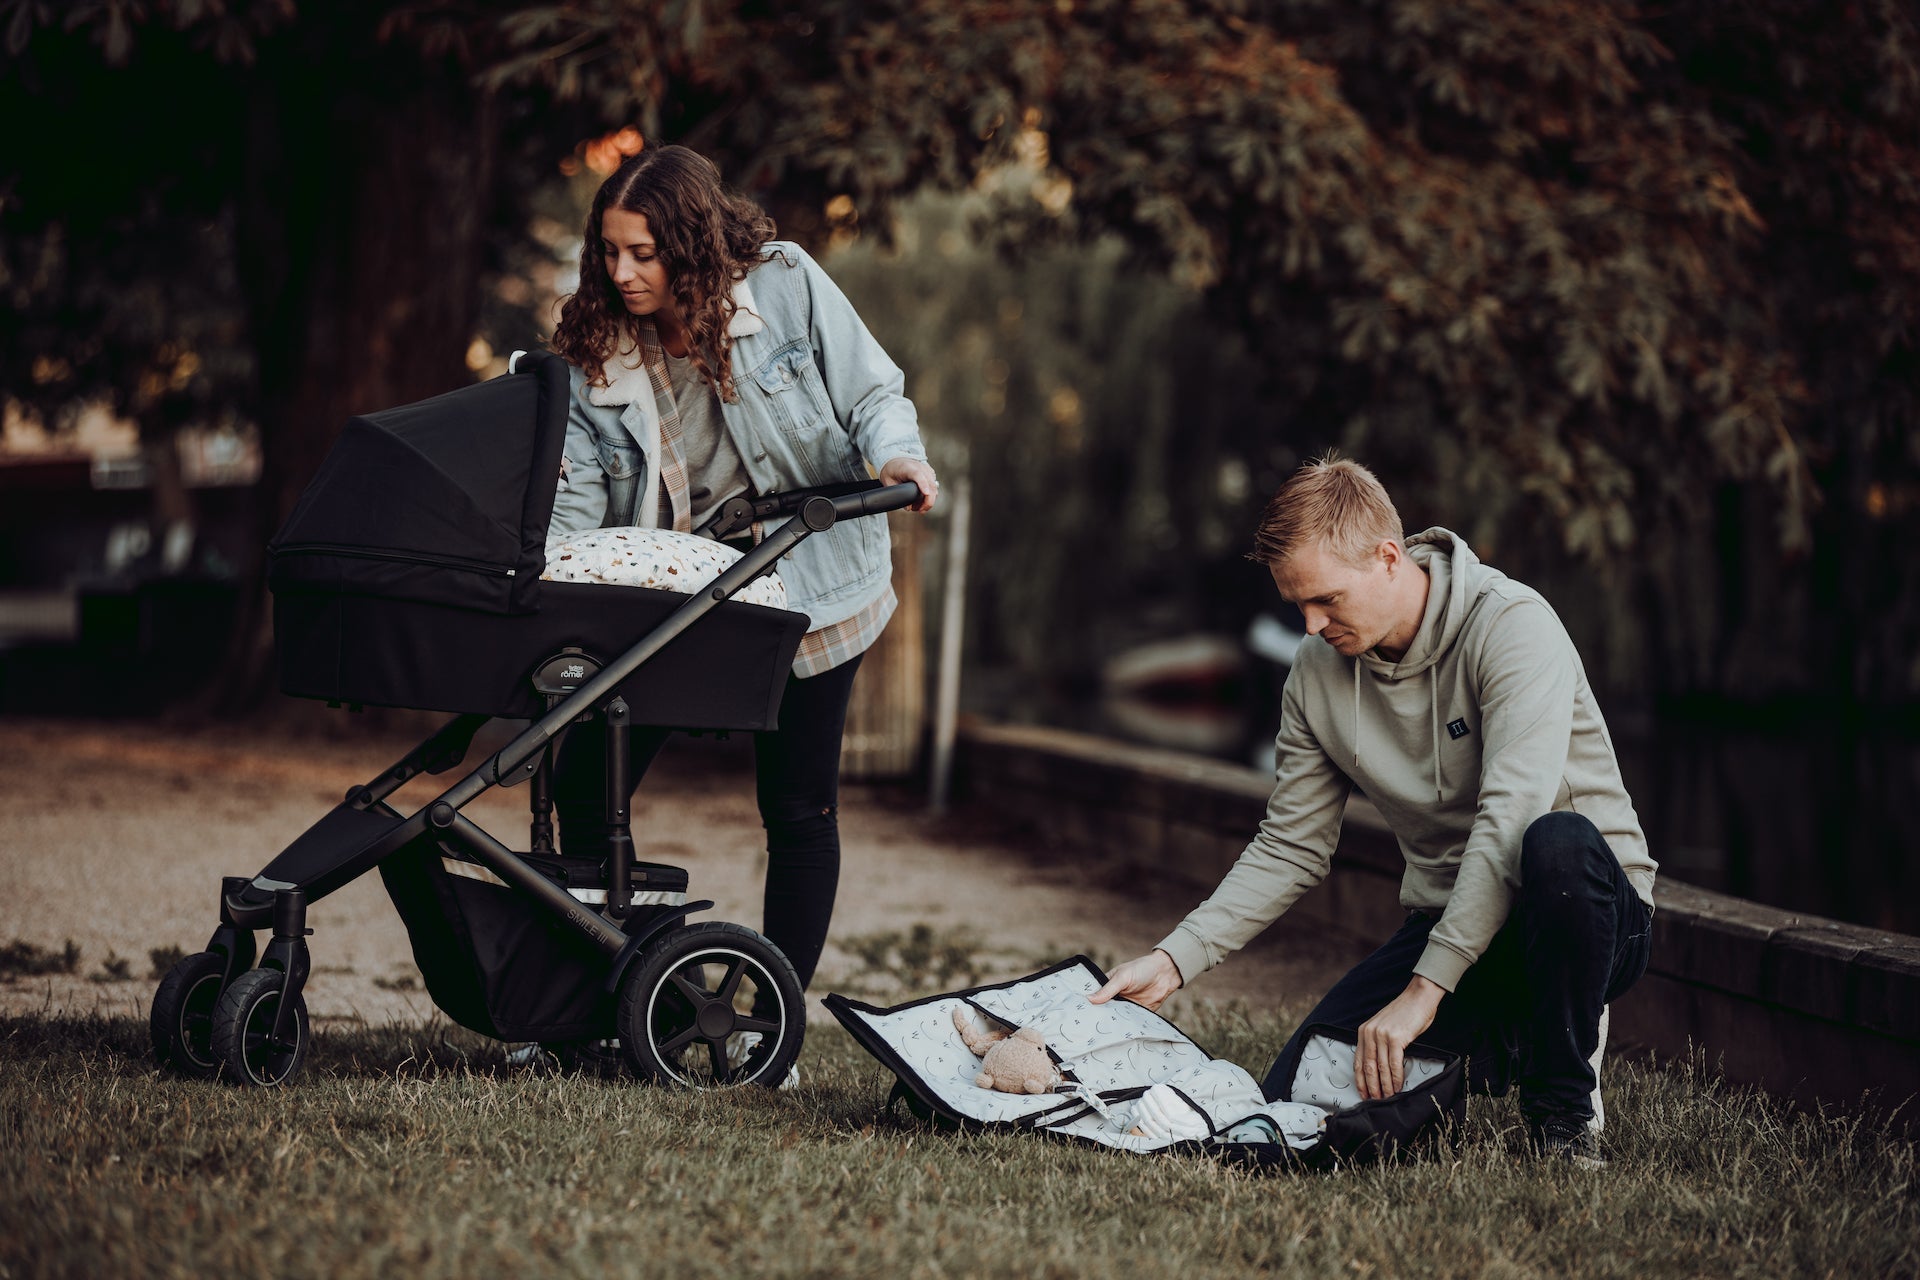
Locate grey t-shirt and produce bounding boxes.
[660,351,752,531]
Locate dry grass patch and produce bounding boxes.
[0,1007,1913,1279]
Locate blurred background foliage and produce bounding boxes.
[1,0,1917,718]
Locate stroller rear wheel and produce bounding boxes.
[615,923,803,1089]
[212,968,311,1088]
[151,952,228,1080]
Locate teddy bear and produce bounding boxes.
[951,1005,1062,1095]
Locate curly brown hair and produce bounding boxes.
[551,145,778,402]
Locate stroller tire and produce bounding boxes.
[150,951,228,1080]
[212,968,311,1088]
[615,923,804,1089]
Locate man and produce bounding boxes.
[1091,456,1656,1166]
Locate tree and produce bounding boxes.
[344,0,1920,703]
[5,0,1916,707]
[3,1,561,700]
[705,0,1918,704]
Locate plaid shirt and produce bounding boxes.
[791,582,896,677]
[640,329,695,534]
[649,329,893,678]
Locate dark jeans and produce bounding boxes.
[551,653,864,992]
[1264,811,1652,1127]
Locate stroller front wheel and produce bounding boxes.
[151,952,229,1080]
[615,923,804,1089]
[212,968,311,1088]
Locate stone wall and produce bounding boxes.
[956,719,1920,1119]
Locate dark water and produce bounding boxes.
[1611,720,1920,936]
[985,679,1920,937]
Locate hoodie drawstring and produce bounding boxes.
[1351,661,1361,768]
[1431,671,1443,801]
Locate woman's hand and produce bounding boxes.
[878,456,939,512]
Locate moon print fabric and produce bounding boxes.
[1289,1034,1445,1112]
[835,959,1450,1154]
[543,526,790,610]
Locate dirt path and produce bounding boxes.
[0,717,1365,1033]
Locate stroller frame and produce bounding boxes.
[151,368,922,1086]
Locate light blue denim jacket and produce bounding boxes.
[548,242,926,629]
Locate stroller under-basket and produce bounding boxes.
[149,351,920,1088]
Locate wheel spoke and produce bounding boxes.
[735,1016,780,1036]
[705,1037,729,1083]
[717,957,748,1006]
[658,1023,700,1056]
[668,970,712,1009]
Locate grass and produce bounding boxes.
[1,1007,1913,1279]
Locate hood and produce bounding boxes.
[1357,527,1494,680]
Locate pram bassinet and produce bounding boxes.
[151,352,921,1089]
[268,356,806,728]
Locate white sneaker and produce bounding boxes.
[727,1031,799,1089]
[504,1043,559,1069]
[1588,1005,1609,1135]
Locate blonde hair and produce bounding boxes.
[1250,454,1404,566]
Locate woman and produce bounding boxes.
[545,145,937,1013]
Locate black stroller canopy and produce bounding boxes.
[269,349,806,725]
[270,354,572,615]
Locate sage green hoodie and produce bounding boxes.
[1157,528,1656,993]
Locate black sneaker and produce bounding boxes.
[1533,1120,1607,1170]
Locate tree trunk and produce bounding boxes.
[212,29,501,713]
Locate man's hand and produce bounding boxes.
[878,456,938,512]
[1355,976,1445,1100]
[1088,950,1184,1012]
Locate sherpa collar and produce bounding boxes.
[586,275,765,408]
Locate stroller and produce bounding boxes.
[149,351,920,1088]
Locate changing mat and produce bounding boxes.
[544,526,788,610]
[826,957,1467,1171]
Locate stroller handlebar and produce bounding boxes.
[803,482,923,531]
[828,482,924,523]
[698,480,925,540]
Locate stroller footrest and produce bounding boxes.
[241,802,422,918]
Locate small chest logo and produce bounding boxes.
[1447,718,1471,740]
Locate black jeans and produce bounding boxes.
[551,654,864,992]
[1263,811,1652,1127]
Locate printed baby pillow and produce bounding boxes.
[543,526,788,610]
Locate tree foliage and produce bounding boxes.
[3,0,1916,703]
[485,0,1920,703]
